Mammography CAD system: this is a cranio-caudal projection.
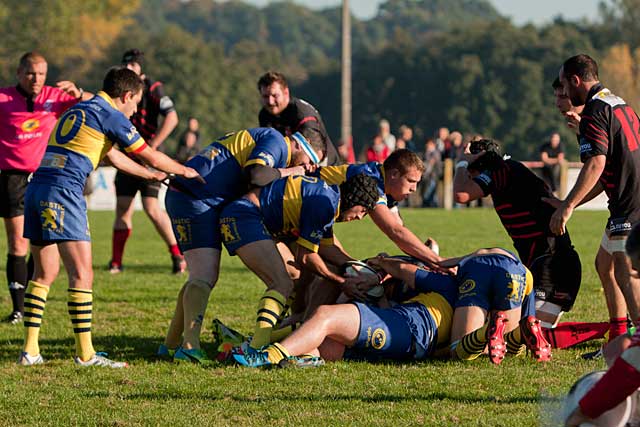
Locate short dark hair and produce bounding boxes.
[257,71,288,91]
[102,67,144,99]
[563,54,599,82]
[383,149,425,175]
[122,49,144,66]
[18,52,46,70]
[339,174,379,212]
[468,139,504,172]
[552,77,562,90]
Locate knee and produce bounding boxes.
[312,305,335,324]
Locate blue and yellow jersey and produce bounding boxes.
[313,162,395,208]
[172,128,292,206]
[31,91,146,191]
[406,269,457,349]
[259,175,340,252]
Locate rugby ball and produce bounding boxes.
[343,260,384,299]
[562,370,634,427]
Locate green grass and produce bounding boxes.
[0,209,611,426]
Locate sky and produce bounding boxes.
[241,0,602,24]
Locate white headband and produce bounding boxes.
[291,132,320,165]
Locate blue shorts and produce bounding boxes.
[455,254,528,312]
[165,189,221,251]
[23,183,90,243]
[347,302,426,361]
[219,198,272,256]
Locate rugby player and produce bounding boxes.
[233,255,456,368]
[0,52,90,325]
[453,139,608,349]
[440,248,551,364]
[220,174,380,351]
[109,49,183,275]
[18,67,202,368]
[258,71,342,166]
[552,55,640,334]
[161,128,325,363]
[565,223,640,426]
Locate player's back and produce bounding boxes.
[316,162,389,206]
[32,92,144,191]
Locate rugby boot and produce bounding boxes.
[18,351,44,366]
[173,347,211,364]
[4,311,23,325]
[487,311,508,365]
[156,344,177,360]
[74,352,128,368]
[520,315,552,362]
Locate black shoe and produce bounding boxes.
[4,311,23,325]
[581,347,603,360]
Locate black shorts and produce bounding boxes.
[0,170,30,218]
[114,170,161,198]
[529,239,582,312]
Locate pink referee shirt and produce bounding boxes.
[0,85,78,172]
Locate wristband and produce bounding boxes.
[455,160,469,170]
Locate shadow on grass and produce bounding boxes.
[84,389,544,405]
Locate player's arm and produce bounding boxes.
[318,239,353,267]
[439,247,513,268]
[294,244,346,285]
[149,110,178,149]
[367,256,419,288]
[104,148,165,181]
[369,203,440,268]
[135,145,203,182]
[56,80,93,100]
[550,154,605,235]
[453,151,487,203]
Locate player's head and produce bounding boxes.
[102,67,145,118]
[338,174,379,221]
[383,149,424,201]
[626,223,640,277]
[17,52,47,96]
[289,128,325,167]
[258,71,290,116]
[467,138,504,172]
[121,49,144,76]
[560,54,599,106]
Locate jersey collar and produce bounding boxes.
[586,82,605,103]
[97,91,118,109]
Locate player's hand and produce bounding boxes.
[341,277,368,301]
[303,163,318,173]
[549,203,573,235]
[182,167,205,184]
[564,407,590,426]
[56,81,81,98]
[149,171,168,182]
[542,196,562,209]
[565,111,581,133]
[289,165,306,176]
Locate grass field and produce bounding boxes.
[0,208,613,426]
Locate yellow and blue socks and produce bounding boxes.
[252,289,286,349]
[68,288,95,362]
[264,342,290,364]
[23,281,50,356]
[455,322,488,361]
[504,328,526,356]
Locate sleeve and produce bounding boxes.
[258,109,269,127]
[472,162,507,196]
[53,89,79,117]
[245,129,288,168]
[150,82,176,116]
[296,195,336,252]
[579,345,640,418]
[105,113,147,154]
[317,165,350,185]
[578,108,609,162]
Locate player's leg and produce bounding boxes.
[236,239,296,348]
[613,248,640,324]
[110,194,136,272]
[20,243,60,363]
[141,191,185,274]
[4,216,29,322]
[450,305,488,361]
[596,240,630,340]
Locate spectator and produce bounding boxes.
[397,124,416,152]
[338,135,356,164]
[539,132,565,193]
[379,119,396,151]
[422,138,442,207]
[435,127,450,158]
[444,131,464,161]
[366,135,390,163]
[175,117,201,164]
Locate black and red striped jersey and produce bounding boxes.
[130,77,175,143]
[473,159,556,265]
[579,83,640,225]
